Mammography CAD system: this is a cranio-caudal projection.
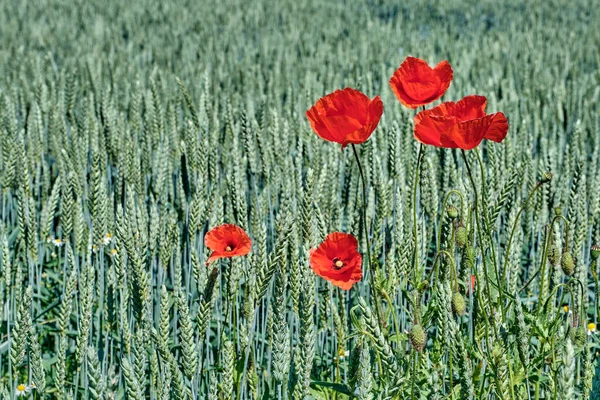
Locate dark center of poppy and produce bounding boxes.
[332,257,345,270]
[225,245,234,252]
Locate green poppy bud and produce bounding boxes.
[409,324,427,352]
[446,205,458,219]
[547,243,560,266]
[561,251,575,276]
[451,292,466,316]
[591,244,600,261]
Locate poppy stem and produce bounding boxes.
[351,144,383,322]
[460,150,498,341]
[474,149,503,307]
[412,144,424,283]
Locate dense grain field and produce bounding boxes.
[0,0,599,398]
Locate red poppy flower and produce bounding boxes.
[309,232,362,290]
[204,224,252,265]
[389,57,453,109]
[414,95,508,150]
[306,88,383,149]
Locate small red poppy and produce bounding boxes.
[204,224,252,265]
[306,88,383,149]
[309,232,362,290]
[389,56,453,109]
[414,95,508,150]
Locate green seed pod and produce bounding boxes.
[451,292,466,316]
[547,243,560,266]
[455,225,468,248]
[409,324,427,352]
[446,205,458,219]
[591,244,600,261]
[554,207,563,216]
[561,251,575,276]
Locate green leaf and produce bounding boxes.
[310,381,354,396]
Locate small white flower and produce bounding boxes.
[52,238,64,247]
[338,349,350,360]
[102,232,113,246]
[15,384,30,396]
[587,323,597,336]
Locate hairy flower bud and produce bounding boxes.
[463,246,475,271]
[561,251,575,276]
[591,244,600,261]
[446,205,458,219]
[547,243,560,266]
[455,225,468,248]
[409,324,427,352]
[451,292,466,316]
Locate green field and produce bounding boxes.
[0,0,599,398]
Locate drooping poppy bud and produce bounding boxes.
[561,251,575,276]
[591,244,600,261]
[409,324,427,352]
[446,205,458,219]
[547,243,560,266]
[451,292,466,316]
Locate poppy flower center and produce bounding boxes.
[333,258,345,270]
[225,245,234,252]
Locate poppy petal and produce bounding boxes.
[482,112,509,143]
[321,115,364,143]
[306,88,381,147]
[204,224,252,265]
[367,96,384,124]
[309,232,362,290]
[444,117,488,150]
[306,108,337,142]
[389,57,453,109]
[453,95,487,121]
[206,251,225,265]
[414,111,458,147]
[433,60,453,98]
[414,95,509,150]
[325,88,370,124]
[330,279,354,290]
